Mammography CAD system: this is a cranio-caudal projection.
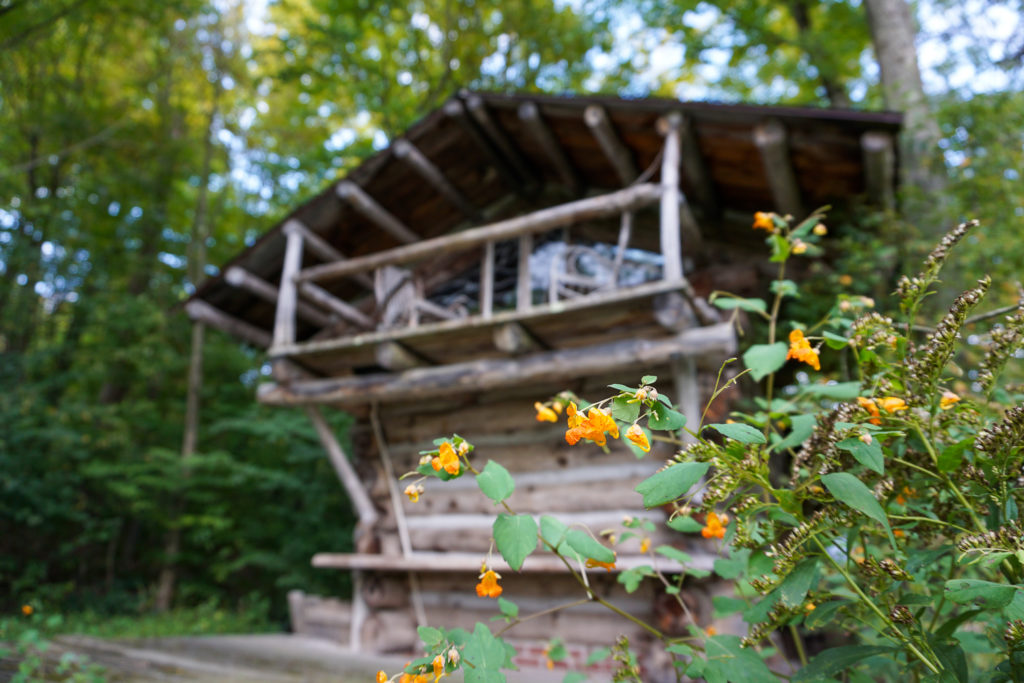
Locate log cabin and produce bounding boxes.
[188,91,900,675]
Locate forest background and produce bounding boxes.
[1,0,1022,632]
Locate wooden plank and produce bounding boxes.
[336,181,419,245]
[584,105,638,185]
[375,341,430,371]
[518,101,583,194]
[465,94,537,189]
[258,322,736,406]
[392,139,480,219]
[753,118,806,218]
[306,406,379,527]
[312,550,715,574]
[283,219,373,289]
[659,113,684,282]
[297,183,663,285]
[297,281,374,329]
[443,98,527,194]
[272,228,304,348]
[861,131,896,210]
[184,299,271,348]
[225,267,331,328]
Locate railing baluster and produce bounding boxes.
[517,233,532,312]
[273,225,305,348]
[659,113,683,282]
[481,241,495,319]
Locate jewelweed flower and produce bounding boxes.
[432,654,444,680]
[701,511,729,539]
[792,239,809,254]
[534,402,558,422]
[706,626,718,636]
[640,538,651,554]
[404,484,424,503]
[377,672,388,683]
[476,568,502,598]
[940,391,961,410]
[22,604,32,616]
[813,223,828,236]
[431,442,460,476]
[565,406,619,447]
[753,211,775,232]
[626,423,650,452]
[879,397,908,413]
[805,602,817,612]
[838,274,853,286]
[446,648,460,666]
[585,558,616,571]
[786,329,821,371]
[857,396,882,426]
[566,402,583,428]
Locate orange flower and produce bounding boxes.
[432,654,445,680]
[626,423,650,452]
[753,211,775,232]
[431,442,460,476]
[639,538,651,554]
[705,626,718,636]
[535,402,558,422]
[21,604,33,616]
[879,397,907,414]
[940,391,961,410]
[857,396,881,426]
[786,329,820,371]
[476,568,502,598]
[585,558,616,571]
[565,407,619,447]
[895,486,915,505]
[404,483,424,503]
[377,671,388,683]
[701,511,729,539]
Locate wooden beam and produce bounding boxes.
[659,113,684,282]
[443,98,526,194]
[336,181,419,245]
[493,322,545,355]
[676,114,720,218]
[184,299,271,348]
[480,241,494,319]
[392,139,480,220]
[464,94,537,190]
[306,406,379,527]
[518,101,583,194]
[257,322,736,406]
[753,118,805,219]
[297,183,663,285]
[584,105,637,185]
[297,281,374,329]
[375,341,430,371]
[861,131,896,210]
[516,233,532,311]
[225,266,331,328]
[672,353,701,446]
[272,228,304,348]
[282,219,373,289]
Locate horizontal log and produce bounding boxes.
[336,181,419,245]
[392,139,479,219]
[584,105,638,185]
[296,281,374,329]
[258,322,736,406]
[519,101,583,194]
[443,98,527,194]
[296,183,663,284]
[184,299,271,348]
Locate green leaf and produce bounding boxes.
[822,330,849,349]
[704,635,777,683]
[711,296,768,314]
[641,375,658,385]
[540,516,571,555]
[648,401,686,430]
[800,381,861,400]
[772,413,817,453]
[609,383,635,392]
[611,395,640,424]
[712,596,747,618]
[937,437,972,473]
[944,580,1019,608]
[770,279,799,299]
[497,597,518,620]
[618,566,653,593]
[713,556,746,580]
[418,625,444,647]
[769,234,790,262]
[778,558,819,607]
[820,473,895,546]
[656,545,694,565]
[1004,591,1024,620]
[493,514,538,571]
[708,422,767,444]
[935,609,983,640]
[566,529,615,563]
[635,462,710,507]
[805,599,848,630]
[836,437,884,474]
[562,674,586,683]
[929,637,968,683]
[667,515,703,532]
[476,460,515,504]
[585,648,611,666]
[792,646,894,682]
[742,342,789,382]
[463,622,510,683]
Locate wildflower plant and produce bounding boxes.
[382,213,1024,682]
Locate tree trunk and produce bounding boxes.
[863,0,944,196]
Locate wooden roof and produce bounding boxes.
[191,91,901,351]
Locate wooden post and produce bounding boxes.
[306,406,379,527]
[272,228,304,348]
[659,113,684,282]
[392,139,479,219]
[284,219,374,289]
[336,181,419,244]
[861,131,896,210]
[753,119,805,219]
[584,105,637,185]
[226,267,331,328]
[518,101,583,195]
[517,233,532,312]
[672,353,701,446]
[677,115,720,219]
[480,241,495,319]
[611,211,633,286]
